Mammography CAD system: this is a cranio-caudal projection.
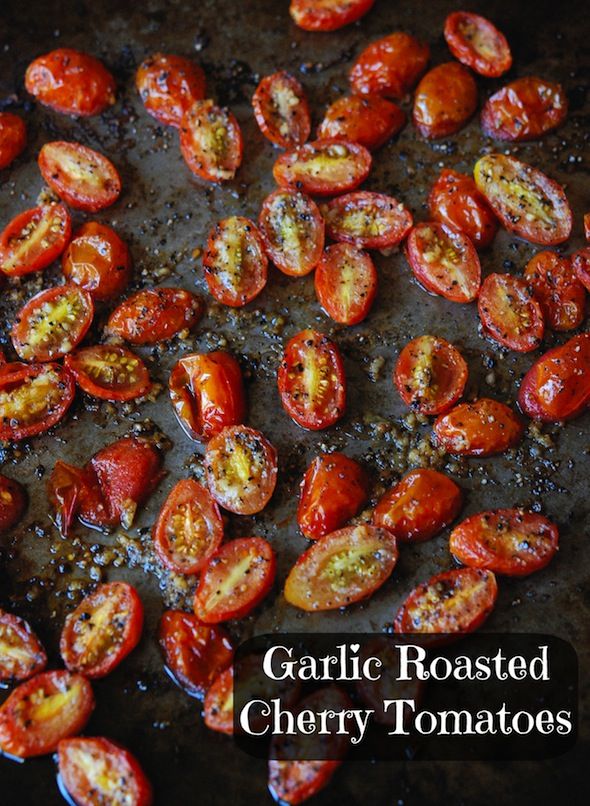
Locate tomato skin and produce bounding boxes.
[0,204,72,277]
[0,474,27,531]
[273,138,371,197]
[0,113,26,170]
[317,94,405,151]
[428,169,498,250]
[252,71,311,149]
[323,191,413,250]
[481,77,568,142]
[107,287,203,344]
[204,666,233,735]
[315,243,377,325]
[478,273,545,353]
[523,251,585,332]
[573,246,590,292]
[290,0,374,31]
[434,398,524,456]
[258,189,324,277]
[25,48,115,116]
[203,217,268,307]
[585,214,590,243]
[0,362,75,441]
[62,222,131,301]
[136,52,206,127]
[413,62,477,139]
[350,32,430,99]
[180,100,243,182]
[64,345,151,402]
[0,610,46,682]
[38,141,121,212]
[444,12,512,78]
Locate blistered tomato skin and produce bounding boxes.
[259,189,325,277]
[478,273,545,353]
[523,251,585,332]
[428,169,498,250]
[350,32,430,99]
[573,247,590,292]
[434,398,524,457]
[64,345,151,402]
[323,191,413,250]
[38,141,122,212]
[62,222,131,301]
[413,62,478,139]
[204,667,234,735]
[0,113,26,170]
[0,610,46,682]
[252,72,310,148]
[444,12,512,78]
[107,287,203,344]
[0,474,27,531]
[273,138,371,197]
[180,100,243,182]
[315,243,377,325]
[136,52,206,127]
[203,217,268,307]
[481,77,568,142]
[317,94,405,150]
[0,204,72,277]
[290,0,375,31]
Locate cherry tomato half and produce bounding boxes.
[573,246,590,292]
[38,141,121,212]
[478,273,545,352]
[315,243,377,325]
[428,169,498,250]
[481,77,567,142]
[0,362,75,441]
[203,216,268,307]
[0,473,27,531]
[444,12,512,78]
[258,189,324,277]
[204,666,234,735]
[62,221,132,301]
[0,610,46,682]
[252,71,311,149]
[136,52,206,127]
[317,94,405,151]
[107,287,203,344]
[434,398,524,456]
[523,251,585,332]
[290,0,374,31]
[413,62,477,139]
[0,112,26,170]
[350,32,430,99]
[323,191,413,250]
[180,100,243,182]
[64,345,151,401]
[273,139,371,197]
[0,204,71,277]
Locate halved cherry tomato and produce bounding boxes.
[58,737,152,806]
[285,524,398,611]
[317,94,405,151]
[107,287,203,344]
[444,11,512,78]
[203,217,268,307]
[205,425,278,515]
[273,139,371,197]
[136,52,206,127]
[258,189,324,276]
[315,243,377,325]
[0,204,71,277]
[169,351,246,442]
[0,610,46,682]
[38,141,121,212]
[194,537,276,623]
[290,0,374,31]
[573,246,590,292]
[0,362,75,441]
[323,191,413,250]
[159,610,233,699]
[298,452,368,540]
[474,154,573,245]
[60,582,143,678]
[428,169,498,250]
[0,112,26,170]
[62,221,131,301]
[152,479,223,575]
[25,48,115,116]
[0,670,94,758]
[517,333,590,422]
[350,32,430,99]
[585,214,590,242]
[478,273,544,352]
[434,398,524,456]
[394,335,468,416]
[523,251,585,332]
[252,72,310,149]
[0,474,26,531]
[180,100,243,182]
[11,284,94,363]
[406,222,481,303]
[413,62,477,139]
[278,329,346,430]
[64,345,151,401]
[481,77,568,142]
[204,666,233,735]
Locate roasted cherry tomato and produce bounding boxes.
[481,77,568,142]
[413,62,477,139]
[64,345,151,401]
[0,112,26,170]
[252,71,310,149]
[203,216,268,307]
[152,478,223,575]
[394,335,467,416]
[0,204,71,277]
[169,351,245,442]
[273,139,371,197]
[434,398,524,456]
[0,610,46,682]
[204,666,234,735]
[444,11,512,78]
[107,287,203,344]
[0,362,75,441]
[323,191,413,250]
[205,425,278,515]
[11,284,94,363]
[25,48,115,116]
[478,273,544,352]
[317,94,405,151]
[0,670,94,758]
[180,100,243,182]
[62,221,131,301]
[58,737,152,806]
[258,189,324,277]
[474,154,573,246]
[298,452,368,540]
[523,251,585,332]
[315,243,377,325]
[60,582,143,679]
[136,52,206,127]
[159,610,233,699]
[278,329,346,430]
[290,0,374,31]
[285,524,398,611]
[573,246,590,293]
[585,214,590,243]
[38,141,121,212]
[428,169,498,250]
[406,222,481,303]
[350,32,430,99]
[0,473,27,531]
[518,333,590,422]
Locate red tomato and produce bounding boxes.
[169,351,246,442]
[62,221,131,301]
[180,100,243,182]
[297,452,368,540]
[517,333,590,422]
[0,362,75,441]
[317,94,405,151]
[413,62,477,139]
[585,214,590,242]
[523,251,585,332]
[58,737,152,806]
[478,273,545,352]
[573,246,590,292]
[38,141,121,212]
[290,0,374,31]
[159,610,233,699]
[278,329,346,430]
[0,610,46,682]
[444,12,512,78]
[64,345,151,402]
[204,666,233,735]
[60,582,143,678]
[323,191,413,250]
[11,284,94,363]
[394,335,468,416]
[0,473,27,531]
[428,169,498,250]
[273,139,371,197]
[406,222,481,303]
[0,112,26,170]
[350,32,430,99]
[315,243,377,325]
[258,189,324,277]
[284,524,398,611]
[152,478,223,575]
[481,77,568,142]
[136,52,206,127]
[0,670,94,758]
[434,398,524,456]
[474,154,573,246]
[203,216,268,307]
[252,72,310,149]
[205,425,278,515]
[25,48,116,116]
[0,204,71,277]
[106,287,203,344]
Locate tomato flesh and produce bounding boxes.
[478,273,544,352]
[0,112,26,170]
[0,473,27,531]
[0,204,71,277]
[180,100,243,182]
[434,398,524,456]
[203,216,268,307]
[290,0,374,31]
[0,610,46,682]
[38,141,121,212]
[481,77,568,141]
[323,191,413,250]
[0,362,75,441]
[252,71,310,148]
[136,52,206,127]
[523,251,585,332]
[428,169,498,250]
[413,62,477,139]
[444,12,512,78]
[64,345,151,402]
[62,221,131,301]
[317,94,405,151]
[107,287,203,344]
[350,32,430,99]
[315,243,377,325]
[258,189,324,277]
[273,138,371,197]
[204,666,234,735]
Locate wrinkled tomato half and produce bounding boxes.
[317,94,405,151]
[315,243,377,325]
[481,77,568,142]
[38,141,121,212]
[428,169,498,250]
[64,345,151,401]
[0,362,75,441]
[413,62,477,139]
[323,190,413,250]
[204,666,234,735]
[350,32,430,99]
[434,398,524,456]
[203,216,268,307]
[523,251,585,332]
[478,273,544,352]
[258,189,324,277]
[573,246,590,292]
[0,473,27,531]
[290,0,374,31]
[136,52,206,127]
[252,71,310,149]
[444,11,512,78]
[0,610,46,682]
[180,100,243,182]
[62,221,131,301]
[0,112,26,170]
[273,138,371,197]
[107,287,203,344]
[0,204,71,277]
